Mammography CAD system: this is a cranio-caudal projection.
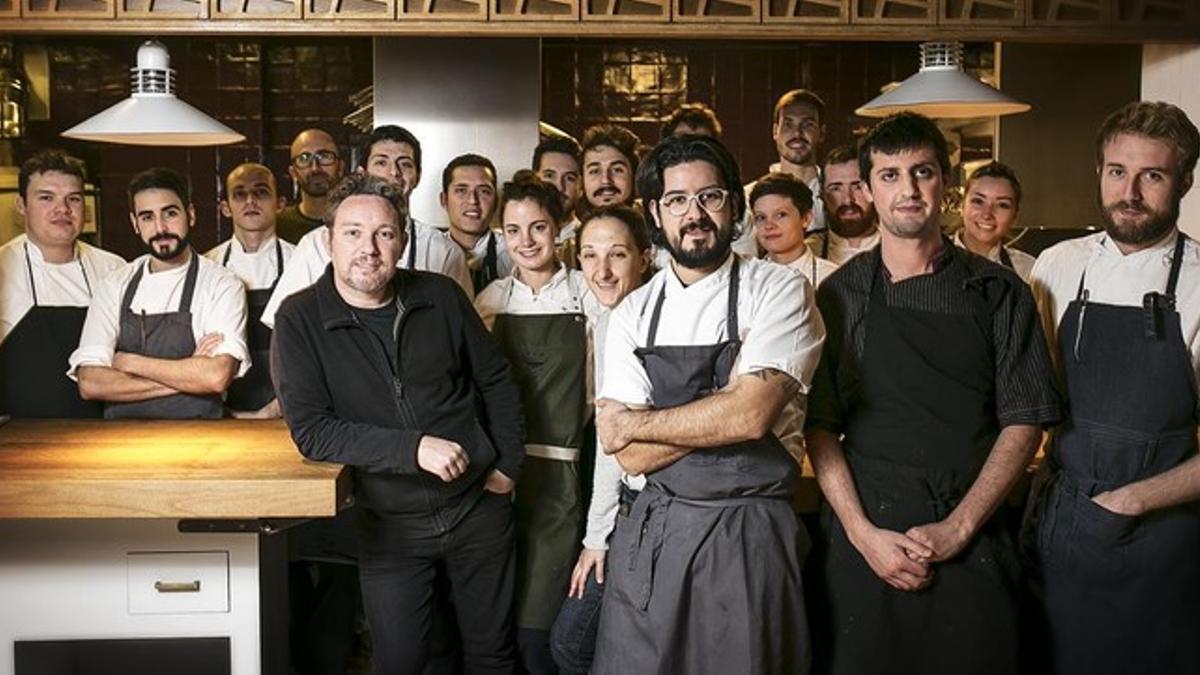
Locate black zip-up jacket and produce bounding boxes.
[271,265,524,517]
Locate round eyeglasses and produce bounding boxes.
[660,188,729,217]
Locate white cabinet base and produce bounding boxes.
[0,519,260,675]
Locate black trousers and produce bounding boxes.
[358,491,518,675]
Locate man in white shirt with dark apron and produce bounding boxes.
[70,168,249,419]
[593,134,825,674]
[0,150,124,418]
[206,162,295,418]
[1027,101,1200,675]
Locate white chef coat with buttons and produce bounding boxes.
[204,235,296,291]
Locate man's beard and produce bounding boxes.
[301,172,333,198]
[1100,192,1180,249]
[663,216,735,269]
[145,232,189,261]
[829,203,877,239]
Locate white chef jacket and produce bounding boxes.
[779,247,839,289]
[805,228,881,266]
[68,251,251,380]
[0,235,125,347]
[602,254,825,435]
[952,232,1037,283]
[260,217,471,329]
[1031,230,1200,395]
[204,235,296,291]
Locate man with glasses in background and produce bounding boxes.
[277,128,344,244]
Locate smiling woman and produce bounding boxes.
[473,172,604,674]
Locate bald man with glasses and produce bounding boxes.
[278,128,344,244]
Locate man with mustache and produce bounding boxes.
[807,144,881,264]
[69,168,249,419]
[0,150,124,418]
[205,163,295,418]
[261,125,471,328]
[277,128,343,244]
[580,124,639,215]
[592,134,825,674]
[442,153,513,295]
[1027,101,1200,675]
[804,113,1060,675]
[734,89,828,258]
[271,173,524,674]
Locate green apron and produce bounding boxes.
[492,279,590,632]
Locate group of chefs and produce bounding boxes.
[0,89,1197,675]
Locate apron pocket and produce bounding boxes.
[1069,491,1136,579]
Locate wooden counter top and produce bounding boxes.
[0,419,348,520]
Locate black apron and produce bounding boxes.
[819,252,1023,675]
[593,257,811,675]
[469,232,501,296]
[491,272,590,632]
[221,240,283,412]
[1033,234,1200,675]
[104,252,224,419]
[0,243,102,418]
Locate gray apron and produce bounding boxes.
[491,274,589,632]
[221,240,283,412]
[104,252,224,419]
[0,243,102,418]
[593,257,811,675]
[1030,233,1200,674]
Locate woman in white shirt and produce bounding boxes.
[474,172,602,675]
[750,172,839,288]
[955,161,1037,282]
[548,204,652,675]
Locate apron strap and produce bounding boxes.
[179,251,200,313]
[272,238,285,291]
[999,245,1014,270]
[23,242,91,306]
[221,242,232,267]
[484,230,498,280]
[1165,232,1186,301]
[406,218,418,270]
[821,230,830,259]
[120,260,147,314]
[645,255,741,348]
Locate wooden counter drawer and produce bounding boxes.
[126,551,230,615]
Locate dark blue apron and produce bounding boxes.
[1034,233,1200,675]
[0,243,102,418]
[221,239,284,412]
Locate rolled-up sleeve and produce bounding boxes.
[67,266,127,380]
[737,267,826,393]
[203,269,251,378]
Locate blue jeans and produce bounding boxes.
[549,566,605,675]
[548,485,639,674]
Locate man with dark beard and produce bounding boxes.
[69,168,249,419]
[591,134,825,674]
[1027,101,1200,675]
[277,128,344,244]
[805,113,1060,675]
[808,144,881,264]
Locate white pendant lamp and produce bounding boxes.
[856,42,1030,119]
[62,40,245,147]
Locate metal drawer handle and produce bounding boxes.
[154,580,201,593]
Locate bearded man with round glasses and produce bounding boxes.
[278,128,344,244]
[591,134,825,674]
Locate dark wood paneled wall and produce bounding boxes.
[542,39,921,183]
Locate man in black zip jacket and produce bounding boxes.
[272,173,524,674]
